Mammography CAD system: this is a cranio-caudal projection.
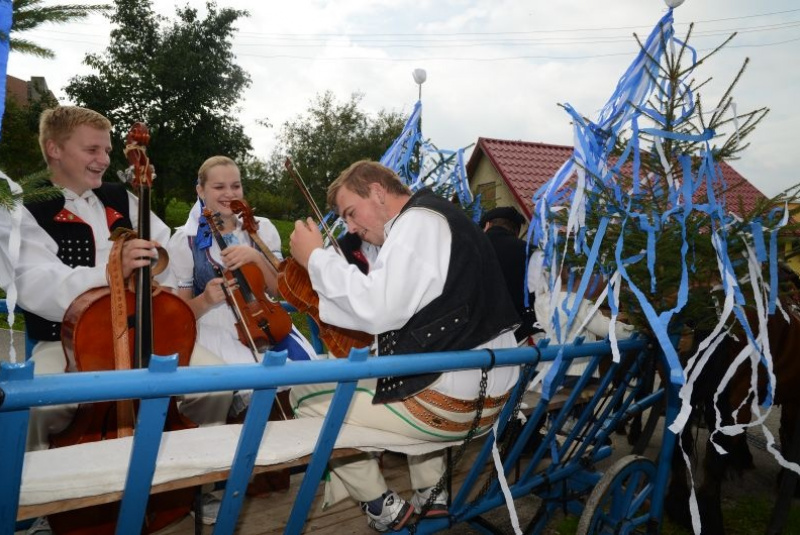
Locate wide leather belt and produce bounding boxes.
[414,389,509,412]
[401,389,510,433]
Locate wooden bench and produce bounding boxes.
[16,417,461,522]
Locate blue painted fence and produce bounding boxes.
[0,331,660,534]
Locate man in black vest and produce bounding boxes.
[480,206,540,343]
[289,160,520,532]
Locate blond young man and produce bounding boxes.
[17,107,231,445]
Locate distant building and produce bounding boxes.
[5,75,56,107]
[466,136,770,235]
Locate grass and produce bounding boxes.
[548,495,800,534]
[271,218,295,258]
[0,289,25,331]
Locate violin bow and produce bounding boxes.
[284,158,344,257]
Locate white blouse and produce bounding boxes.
[167,217,282,365]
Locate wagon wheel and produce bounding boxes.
[576,455,656,535]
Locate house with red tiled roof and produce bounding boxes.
[466,137,770,226]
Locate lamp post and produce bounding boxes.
[412,68,426,101]
[411,68,426,182]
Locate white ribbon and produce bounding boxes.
[0,170,23,363]
[490,419,523,535]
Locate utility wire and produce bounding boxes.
[21,7,800,42]
[16,8,800,60]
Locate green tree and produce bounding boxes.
[267,91,406,218]
[0,79,58,178]
[7,0,109,58]
[237,156,296,220]
[65,0,252,217]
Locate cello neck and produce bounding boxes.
[122,122,155,371]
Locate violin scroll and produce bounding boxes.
[230,199,259,235]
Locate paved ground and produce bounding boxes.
[0,328,26,365]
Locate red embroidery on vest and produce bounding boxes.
[106,206,124,227]
[53,208,85,224]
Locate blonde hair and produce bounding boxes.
[327,160,411,214]
[197,155,238,186]
[38,106,112,165]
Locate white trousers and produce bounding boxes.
[290,378,505,502]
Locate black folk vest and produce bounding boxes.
[23,183,133,342]
[373,188,520,404]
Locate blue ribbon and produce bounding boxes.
[195,198,213,250]
[0,0,12,142]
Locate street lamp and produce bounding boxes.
[412,68,427,100]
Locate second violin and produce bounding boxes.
[203,207,292,354]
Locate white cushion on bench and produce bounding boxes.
[20,417,461,507]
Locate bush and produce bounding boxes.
[165,197,193,230]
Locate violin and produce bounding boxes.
[229,197,373,358]
[50,123,198,534]
[202,207,293,354]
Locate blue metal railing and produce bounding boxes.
[0,300,320,363]
[0,337,655,534]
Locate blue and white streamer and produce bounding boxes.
[526,7,795,515]
[329,99,475,240]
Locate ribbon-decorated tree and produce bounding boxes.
[527,4,800,527]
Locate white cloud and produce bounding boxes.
[5,0,799,196]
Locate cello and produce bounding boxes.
[48,123,198,534]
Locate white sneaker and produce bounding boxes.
[410,487,449,518]
[190,492,221,525]
[361,490,413,532]
[26,517,51,535]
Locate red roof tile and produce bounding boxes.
[467,137,770,219]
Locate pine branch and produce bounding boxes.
[0,170,62,211]
[708,59,749,128]
[677,31,737,78]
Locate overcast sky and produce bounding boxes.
[6,0,799,197]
